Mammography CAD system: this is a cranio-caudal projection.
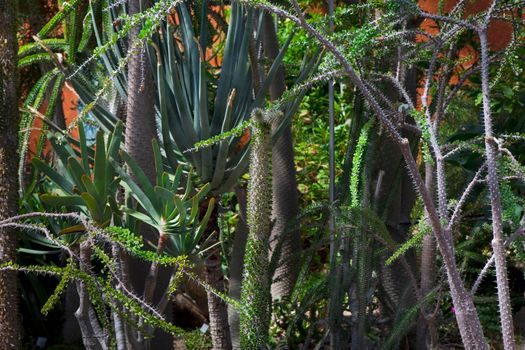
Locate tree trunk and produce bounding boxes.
[125,0,156,184]
[202,198,232,350]
[125,2,172,348]
[417,163,438,349]
[124,0,156,297]
[0,1,21,348]
[262,13,301,299]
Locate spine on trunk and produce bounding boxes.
[240,109,278,349]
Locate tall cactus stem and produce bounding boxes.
[478,30,515,350]
[240,109,277,349]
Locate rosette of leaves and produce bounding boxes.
[150,0,294,195]
[32,121,125,230]
[111,138,215,306]
[112,139,214,258]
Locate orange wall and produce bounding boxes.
[419,0,514,50]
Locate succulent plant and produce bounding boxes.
[149,1,295,195]
[111,139,214,258]
[32,121,125,229]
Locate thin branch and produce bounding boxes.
[478,24,515,349]
[418,11,478,31]
[448,163,487,231]
[471,223,525,295]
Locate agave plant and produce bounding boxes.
[112,139,214,259]
[150,1,297,194]
[147,3,305,347]
[32,121,125,229]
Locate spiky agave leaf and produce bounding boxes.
[150,1,304,195]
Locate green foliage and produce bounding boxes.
[350,118,373,208]
[411,108,434,165]
[15,0,525,348]
[112,140,214,257]
[386,219,430,266]
[151,1,301,195]
[40,263,74,316]
[32,122,124,228]
[182,329,213,350]
[292,84,351,204]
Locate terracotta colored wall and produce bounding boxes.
[27,85,80,160]
[419,0,513,51]
[416,0,517,106]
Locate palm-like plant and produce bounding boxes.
[112,139,215,347]
[18,0,99,190]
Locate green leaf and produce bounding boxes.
[94,131,107,196]
[111,158,161,222]
[139,18,154,39]
[78,123,91,173]
[17,53,54,69]
[80,192,103,224]
[122,208,159,229]
[18,39,67,57]
[18,248,60,255]
[37,0,81,38]
[32,158,75,193]
[119,150,160,213]
[81,175,104,209]
[66,157,87,192]
[153,139,164,186]
[194,197,215,240]
[173,196,187,227]
[40,194,85,207]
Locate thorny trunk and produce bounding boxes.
[478,31,515,350]
[111,245,128,350]
[124,1,169,347]
[240,110,273,349]
[399,142,487,350]
[125,0,157,186]
[0,1,21,348]
[202,198,232,350]
[263,13,301,298]
[417,163,438,349]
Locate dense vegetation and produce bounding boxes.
[0,0,524,349]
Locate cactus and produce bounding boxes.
[240,109,279,349]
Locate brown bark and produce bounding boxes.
[262,13,301,299]
[125,0,156,184]
[0,1,21,348]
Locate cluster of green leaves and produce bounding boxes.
[33,122,124,228]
